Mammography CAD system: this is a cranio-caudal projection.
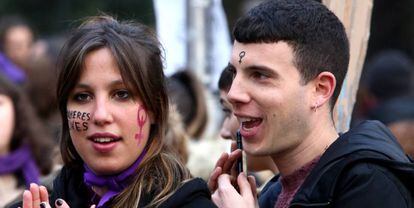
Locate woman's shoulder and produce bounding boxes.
[51,165,90,207]
[159,178,217,208]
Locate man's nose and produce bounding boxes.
[227,74,250,108]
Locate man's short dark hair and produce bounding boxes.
[233,0,349,108]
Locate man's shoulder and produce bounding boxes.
[258,175,281,208]
[332,160,413,207]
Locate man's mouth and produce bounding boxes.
[240,117,263,130]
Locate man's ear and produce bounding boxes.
[312,71,336,108]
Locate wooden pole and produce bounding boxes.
[323,0,373,132]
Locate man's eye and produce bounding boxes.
[114,90,130,100]
[252,71,268,80]
[73,93,91,102]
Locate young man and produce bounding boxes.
[209,0,414,207]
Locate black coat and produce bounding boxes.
[10,165,217,208]
[259,120,414,208]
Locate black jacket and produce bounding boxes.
[259,120,414,208]
[10,165,217,208]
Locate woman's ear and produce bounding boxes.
[312,71,336,109]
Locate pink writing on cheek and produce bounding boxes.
[135,106,148,145]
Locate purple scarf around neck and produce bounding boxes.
[0,52,26,83]
[83,149,147,208]
[0,145,40,188]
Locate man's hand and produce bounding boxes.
[207,147,242,192]
[211,173,258,208]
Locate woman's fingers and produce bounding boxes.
[39,202,51,208]
[22,190,33,208]
[29,184,41,208]
[55,198,70,208]
[39,186,49,204]
[24,184,52,208]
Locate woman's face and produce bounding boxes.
[219,90,240,140]
[0,94,15,155]
[66,48,153,175]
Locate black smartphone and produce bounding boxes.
[236,130,243,175]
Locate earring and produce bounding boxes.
[312,102,319,112]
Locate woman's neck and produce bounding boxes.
[0,146,10,156]
[91,185,108,197]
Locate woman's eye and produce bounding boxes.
[114,90,130,100]
[221,108,232,117]
[73,93,91,102]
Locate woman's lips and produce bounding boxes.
[88,132,121,153]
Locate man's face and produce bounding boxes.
[227,41,313,157]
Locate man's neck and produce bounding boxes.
[270,118,338,176]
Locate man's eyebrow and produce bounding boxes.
[245,64,279,77]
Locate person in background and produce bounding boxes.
[14,16,216,208]
[370,95,414,158]
[0,75,54,207]
[167,70,208,140]
[352,49,414,126]
[0,15,31,84]
[209,0,414,207]
[167,69,229,181]
[0,15,34,71]
[0,15,60,143]
[0,15,34,72]
[165,104,190,164]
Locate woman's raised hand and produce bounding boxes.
[21,183,95,208]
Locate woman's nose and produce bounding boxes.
[92,99,113,126]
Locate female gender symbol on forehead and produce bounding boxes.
[239,51,246,64]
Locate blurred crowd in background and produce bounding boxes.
[0,0,413,207]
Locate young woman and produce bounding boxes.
[0,75,54,207]
[18,16,215,208]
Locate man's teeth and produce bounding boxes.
[240,117,260,123]
[93,137,115,143]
